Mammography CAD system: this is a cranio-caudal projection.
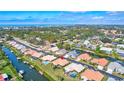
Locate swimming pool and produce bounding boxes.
[69,71,78,78]
[42,60,50,65]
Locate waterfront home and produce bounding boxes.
[9,41,16,46]
[100,47,113,54]
[41,55,57,61]
[80,69,104,81]
[32,51,42,58]
[16,45,26,50]
[55,49,67,56]
[52,58,69,67]
[24,49,36,55]
[91,58,109,70]
[13,43,20,48]
[64,63,85,73]
[48,46,59,52]
[24,49,42,58]
[20,48,27,53]
[76,53,92,61]
[0,73,8,81]
[64,50,80,58]
[107,62,124,74]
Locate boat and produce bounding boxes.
[19,70,25,74]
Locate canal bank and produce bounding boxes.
[1,46,48,81]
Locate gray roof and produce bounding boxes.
[108,62,124,74]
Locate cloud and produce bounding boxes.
[92,16,104,19]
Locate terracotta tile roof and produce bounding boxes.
[41,55,56,61]
[81,69,104,81]
[32,52,42,58]
[98,58,108,66]
[24,49,35,55]
[77,53,92,61]
[52,58,69,66]
[91,58,108,67]
[0,75,4,81]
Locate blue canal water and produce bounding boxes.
[1,46,48,81]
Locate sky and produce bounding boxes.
[0,11,124,25]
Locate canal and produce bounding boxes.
[1,46,48,81]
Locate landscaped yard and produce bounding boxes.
[7,43,80,81]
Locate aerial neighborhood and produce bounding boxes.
[0,25,124,81]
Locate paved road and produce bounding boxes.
[13,37,124,81]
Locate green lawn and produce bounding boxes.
[7,43,80,81]
[0,48,22,81]
[1,64,22,81]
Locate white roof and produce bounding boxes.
[2,73,8,78]
[64,63,85,73]
[107,62,124,74]
[48,47,59,52]
[100,47,113,52]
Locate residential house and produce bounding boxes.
[20,48,27,53]
[76,53,92,61]
[64,50,81,58]
[64,63,85,73]
[0,73,8,81]
[107,62,124,74]
[116,49,124,57]
[91,58,109,70]
[55,49,67,56]
[100,47,113,54]
[52,58,69,67]
[80,69,104,81]
[48,46,59,52]
[41,55,57,61]
[32,52,42,58]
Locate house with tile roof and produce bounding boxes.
[41,55,57,61]
[81,69,104,81]
[91,58,109,70]
[52,58,69,67]
[76,53,92,61]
